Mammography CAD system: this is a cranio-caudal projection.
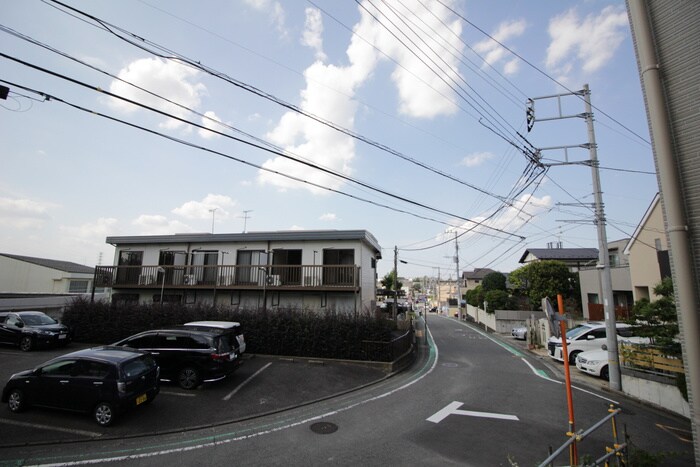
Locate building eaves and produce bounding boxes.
[0,253,94,274]
[106,230,383,256]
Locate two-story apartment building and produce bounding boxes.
[97,230,382,313]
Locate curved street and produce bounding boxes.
[0,314,694,466]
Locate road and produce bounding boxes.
[0,315,694,466]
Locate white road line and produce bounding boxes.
[0,418,102,437]
[223,362,273,401]
[427,401,519,423]
[520,357,620,404]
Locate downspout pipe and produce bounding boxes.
[627,1,700,461]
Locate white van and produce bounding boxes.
[547,321,633,364]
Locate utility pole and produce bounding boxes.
[528,84,621,390]
[393,245,398,320]
[454,231,462,320]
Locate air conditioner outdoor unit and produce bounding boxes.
[184,274,197,286]
[138,274,154,285]
[266,275,281,286]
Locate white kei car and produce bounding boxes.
[546,321,634,365]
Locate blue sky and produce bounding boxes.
[0,0,657,281]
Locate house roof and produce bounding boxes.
[106,230,383,257]
[462,268,497,280]
[518,247,599,264]
[0,253,94,274]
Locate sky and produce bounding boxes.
[0,0,658,281]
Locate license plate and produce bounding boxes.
[58,334,67,339]
[136,394,147,405]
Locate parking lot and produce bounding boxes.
[0,344,387,447]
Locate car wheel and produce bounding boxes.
[8,389,27,413]
[600,365,609,381]
[94,402,115,427]
[569,351,581,366]
[178,367,201,390]
[19,336,33,352]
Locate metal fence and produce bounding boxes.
[361,327,414,362]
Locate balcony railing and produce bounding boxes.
[94,264,360,290]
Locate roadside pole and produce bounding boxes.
[558,294,578,466]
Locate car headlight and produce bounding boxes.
[587,360,603,365]
[34,330,54,336]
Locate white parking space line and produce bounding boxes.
[223,362,272,401]
[0,418,102,437]
[159,391,197,397]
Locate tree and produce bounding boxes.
[466,285,485,308]
[482,272,507,292]
[629,277,679,351]
[380,271,403,292]
[509,260,579,311]
[483,289,516,313]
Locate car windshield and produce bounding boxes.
[565,325,591,339]
[21,314,57,325]
[122,355,157,379]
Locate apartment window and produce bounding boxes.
[117,250,143,284]
[68,280,89,293]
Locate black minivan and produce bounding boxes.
[113,325,243,389]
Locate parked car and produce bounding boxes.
[547,321,635,364]
[575,348,610,380]
[0,311,71,351]
[511,326,527,340]
[183,321,246,354]
[113,325,243,389]
[1,346,159,426]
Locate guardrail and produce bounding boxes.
[361,327,414,362]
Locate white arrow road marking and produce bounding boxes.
[427,401,519,423]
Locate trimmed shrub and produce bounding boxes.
[63,297,397,361]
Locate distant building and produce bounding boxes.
[461,268,497,291]
[578,239,633,320]
[0,253,98,314]
[518,244,599,272]
[0,253,95,294]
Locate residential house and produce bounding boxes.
[518,243,599,272]
[99,230,382,313]
[623,193,670,302]
[578,239,634,320]
[461,268,497,291]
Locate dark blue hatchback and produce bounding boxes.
[1,346,160,426]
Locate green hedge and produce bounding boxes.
[62,297,396,361]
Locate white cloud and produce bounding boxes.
[445,194,552,240]
[302,8,326,61]
[108,58,207,130]
[546,6,628,82]
[244,0,287,38]
[171,194,236,220]
[0,197,54,229]
[459,152,494,168]
[59,217,119,241]
[473,19,526,73]
[259,0,464,192]
[503,58,520,76]
[319,213,337,221]
[198,111,223,139]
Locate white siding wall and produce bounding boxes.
[0,256,92,294]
